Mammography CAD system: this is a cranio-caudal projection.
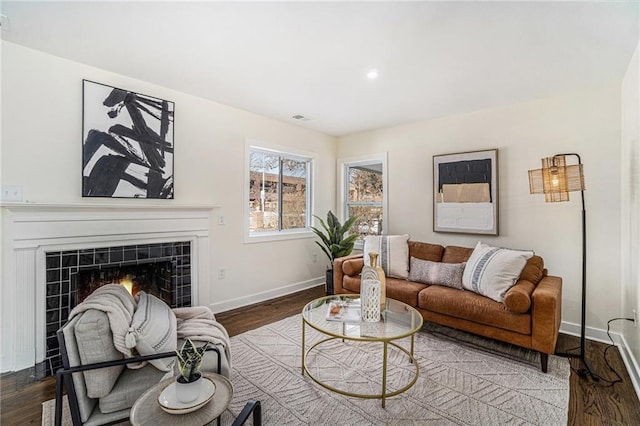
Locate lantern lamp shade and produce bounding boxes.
[528,155,585,203]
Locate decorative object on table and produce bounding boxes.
[528,153,598,380]
[158,376,216,414]
[175,339,208,403]
[362,252,386,311]
[360,279,381,322]
[325,298,361,322]
[433,149,498,235]
[82,79,174,199]
[311,210,359,294]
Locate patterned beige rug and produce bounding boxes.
[44,315,569,425]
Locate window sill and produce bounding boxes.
[244,229,315,244]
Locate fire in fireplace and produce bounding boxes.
[77,261,173,306]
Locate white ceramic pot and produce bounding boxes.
[175,372,203,403]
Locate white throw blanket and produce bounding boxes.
[68,284,137,358]
[173,306,232,369]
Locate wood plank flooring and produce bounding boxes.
[1,285,638,425]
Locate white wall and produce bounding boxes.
[622,40,640,375]
[337,84,623,332]
[0,41,335,310]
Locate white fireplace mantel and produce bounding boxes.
[1,202,217,374]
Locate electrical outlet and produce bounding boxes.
[1,185,23,201]
[633,309,637,328]
[218,268,225,280]
[218,214,225,225]
[312,253,318,263]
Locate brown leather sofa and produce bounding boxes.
[333,241,562,372]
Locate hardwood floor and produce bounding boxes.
[1,285,639,425]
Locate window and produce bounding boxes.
[245,142,314,242]
[339,154,387,244]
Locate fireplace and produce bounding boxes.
[44,241,194,375]
[0,204,214,378]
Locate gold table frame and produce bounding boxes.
[301,295,423,408]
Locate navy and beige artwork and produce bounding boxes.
[82,80,175,199]
[433,149,498,235]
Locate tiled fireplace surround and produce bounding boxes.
[0,204,214,378]
[44,241,192,375]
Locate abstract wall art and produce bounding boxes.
[82,80,175,199]
[433,149,498,235]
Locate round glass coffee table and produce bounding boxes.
[301,294,423,407]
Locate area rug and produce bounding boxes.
[44,315,569,425]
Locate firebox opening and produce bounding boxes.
[77,261,173,306]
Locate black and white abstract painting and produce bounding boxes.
[433,149,499,235]
[82,80,174,199]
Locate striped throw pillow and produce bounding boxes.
[462,242,534,303]
[364,234,410,279]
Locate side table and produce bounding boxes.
[130,373,233,425]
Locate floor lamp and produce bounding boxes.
[528,153,599,381]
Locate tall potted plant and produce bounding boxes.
[311,211,359,294]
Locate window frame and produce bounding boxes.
[337,153,388,249]
[244,139,316,243]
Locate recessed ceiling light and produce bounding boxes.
[366,69,378,80]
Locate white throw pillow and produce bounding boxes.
[462,242,534,303]
[363,234,410,279]
[127,292,177,371]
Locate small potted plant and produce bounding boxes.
[311,210,359,294]
[175,338,208,403]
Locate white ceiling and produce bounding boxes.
[1,1,639,136]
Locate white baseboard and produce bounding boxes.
[560,320,640,401]
[209,277,324,314]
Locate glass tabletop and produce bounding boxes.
[302,294,423,341]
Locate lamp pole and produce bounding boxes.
[553,153,599,381]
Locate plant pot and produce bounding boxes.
[175,372,202,403]
[325,268,334,295]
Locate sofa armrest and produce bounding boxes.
[333,254,363,294]
[531,275,562,354]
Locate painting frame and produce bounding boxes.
[433,149,499,235]
[82,79,175,199]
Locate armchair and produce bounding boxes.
[55,306,257,425]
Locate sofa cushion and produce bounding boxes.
[462,242,534,303]
[408,257,465,289]
[342,257,364,276]
[418,285,531,335]
[364,234,410,279]
[385,277,428,307]
[74,309,124,399]
[127,292,177,371]
[442,245,473,263]
[519,255,545,284]
[343,275,426,307]
[408,241,444,262]
[504,280,535,313]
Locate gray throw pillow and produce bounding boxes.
[408,257,465,289]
